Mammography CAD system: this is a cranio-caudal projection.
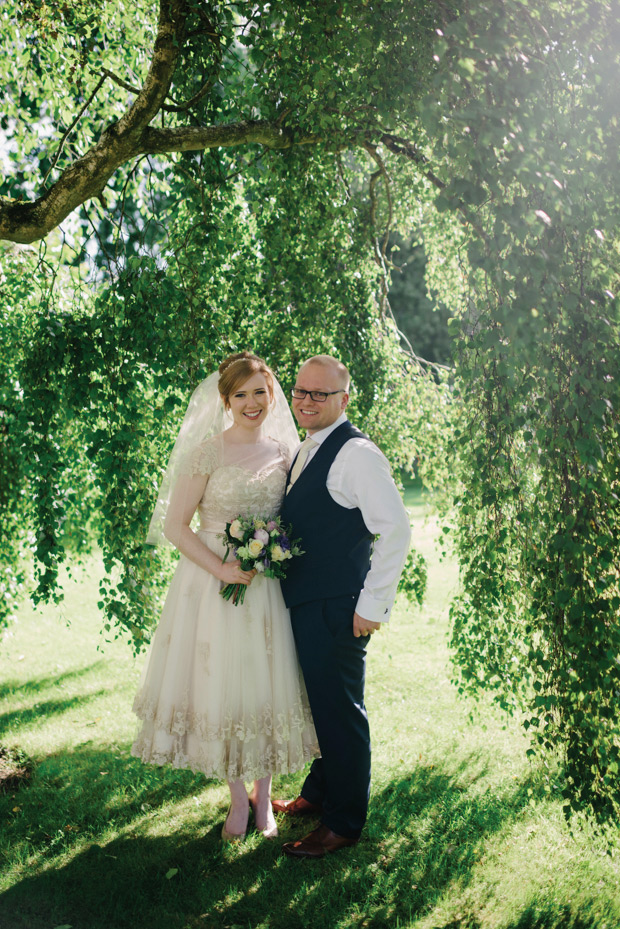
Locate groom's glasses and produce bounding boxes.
[291,388,345,403]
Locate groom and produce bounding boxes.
[276,355,411,858]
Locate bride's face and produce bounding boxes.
[225,371,271,431]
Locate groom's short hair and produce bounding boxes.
[303,355,350,391]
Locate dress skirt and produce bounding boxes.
[131,530,318,781]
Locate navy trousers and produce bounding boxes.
[290,594,371,839]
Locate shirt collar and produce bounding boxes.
[305,412,348,446]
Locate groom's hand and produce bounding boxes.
[353,612,381,638]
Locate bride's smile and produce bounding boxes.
[226,372,271,432]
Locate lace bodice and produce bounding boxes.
[183,434,290,531]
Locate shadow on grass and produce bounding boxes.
[434,904,605,929]
[0,661,113,740]
[501,902,607,929]
[0,741,208,839]
[0,691,108,739]
[0,661,109,703]
[2,746,604,929]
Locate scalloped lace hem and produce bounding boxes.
[130,697,319,780]
[129,738,318,781]
[132,694,314,742]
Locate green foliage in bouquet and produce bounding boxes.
[220,515,303,606]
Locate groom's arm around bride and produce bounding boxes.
[276,354,411,858]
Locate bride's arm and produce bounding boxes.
[163,473,255,585]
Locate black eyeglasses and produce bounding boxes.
[291,388,345,403]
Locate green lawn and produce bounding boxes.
[0,493,618,929]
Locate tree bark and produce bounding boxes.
[0,120,321,244]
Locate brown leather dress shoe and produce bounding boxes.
[271,795,322,816]
[282,824,359,859]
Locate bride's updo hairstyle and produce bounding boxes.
[218,351,275,409]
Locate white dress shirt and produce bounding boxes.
[295,413,411,623]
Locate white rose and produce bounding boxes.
[230,519,244,540]
[271,544,286,562]
[248,539,264,558]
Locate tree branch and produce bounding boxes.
[141,122,319,154]
[118,0,188,134]
[43,74,108,188]
[0,1,455,247]
[364,140,393,318]
[0,0,188,244]
[100,67,141,98]
[379,133,446,191]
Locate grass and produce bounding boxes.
[0,487,619,929]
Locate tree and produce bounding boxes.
[2,0,620,827]
[0,0,446,637]
[419,0,620,826]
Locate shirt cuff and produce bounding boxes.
[355,590,394,623]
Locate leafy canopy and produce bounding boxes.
[2,0,620,828]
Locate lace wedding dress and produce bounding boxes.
[131,435,318,781]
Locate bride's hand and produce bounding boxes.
[217,560,257,586]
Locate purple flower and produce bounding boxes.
[266,520,278,531]
[254,528,270,545]
[278,535,291,551]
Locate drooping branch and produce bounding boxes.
[42,74,108,188]
[364,140,393,316]
[379,133,446,191]
[363,141,447,372]
[364,142,393,259]
[379,130,493,246]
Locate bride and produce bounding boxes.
[131,351,318,841]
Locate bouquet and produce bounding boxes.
[219,514,303,606]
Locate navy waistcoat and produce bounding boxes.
[279,420,373,608]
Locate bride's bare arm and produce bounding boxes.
[163,474,255,585]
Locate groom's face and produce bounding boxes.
[292,362,349,434]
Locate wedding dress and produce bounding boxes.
[131,434,318,781]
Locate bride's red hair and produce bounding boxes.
[218,351,275,408]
